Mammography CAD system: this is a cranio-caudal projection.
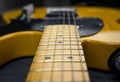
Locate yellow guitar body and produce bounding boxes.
[0,7,120,72]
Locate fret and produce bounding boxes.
[38,44,82,50]
[27,80,90,82]
[36,54,82,56]
[41,38,81,44]
[40,36,80,42]
[41,36,79,39]
[30,62,87,71]
[36,49,83,56]
[33,60,85,63]
[38,45,55,50]
[39,40,81,44]
[26,25,90,82]
[36,50,55,55]
[27,71,89,82]
[30,69,88,72]
[33,55,85,62]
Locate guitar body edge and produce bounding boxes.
[0,31,42,66]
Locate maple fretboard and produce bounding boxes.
[26,25,90,82]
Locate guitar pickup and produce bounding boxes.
[46,8,78,18]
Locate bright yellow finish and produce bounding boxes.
[0,31,42,66]
[1,7,120,71]
[76,7,120,70]
[3,7,46,24]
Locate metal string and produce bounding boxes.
[49,27,55,82]
[50,11,61,82]
[71,11,86,81]
[61,10,66,81]
[67,11,75,81]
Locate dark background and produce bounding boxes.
[0,0,120,82]
[0,0,120,14]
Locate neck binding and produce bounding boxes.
[26,25,90,82]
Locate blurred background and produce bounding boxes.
[0,0,120,14]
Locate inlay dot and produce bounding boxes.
[45,57,51,59]
[57,41,63,44]
[67,56,73,59]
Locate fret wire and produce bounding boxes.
[57,12,64,81]
[58,12,63,81]
[67,11,75,81]
[33,60,85,63]
[30,69,88,72]
[72,11,88,81]
[36,52,82,56]
[27,80,90,82]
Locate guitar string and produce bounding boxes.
[67,11,75,81]
[57,11,64,82]
[50,11,61,82]
[71,10,87,81]
[40,12,56,81]
[61,10,65,82]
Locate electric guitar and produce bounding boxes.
[0,4,120,82]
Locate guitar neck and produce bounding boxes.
[26,25,90,82]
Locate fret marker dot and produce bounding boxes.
[67,56,73,59]
[45,57,51,59]
[57,41,63,44]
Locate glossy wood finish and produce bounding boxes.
[26,25,90,82]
